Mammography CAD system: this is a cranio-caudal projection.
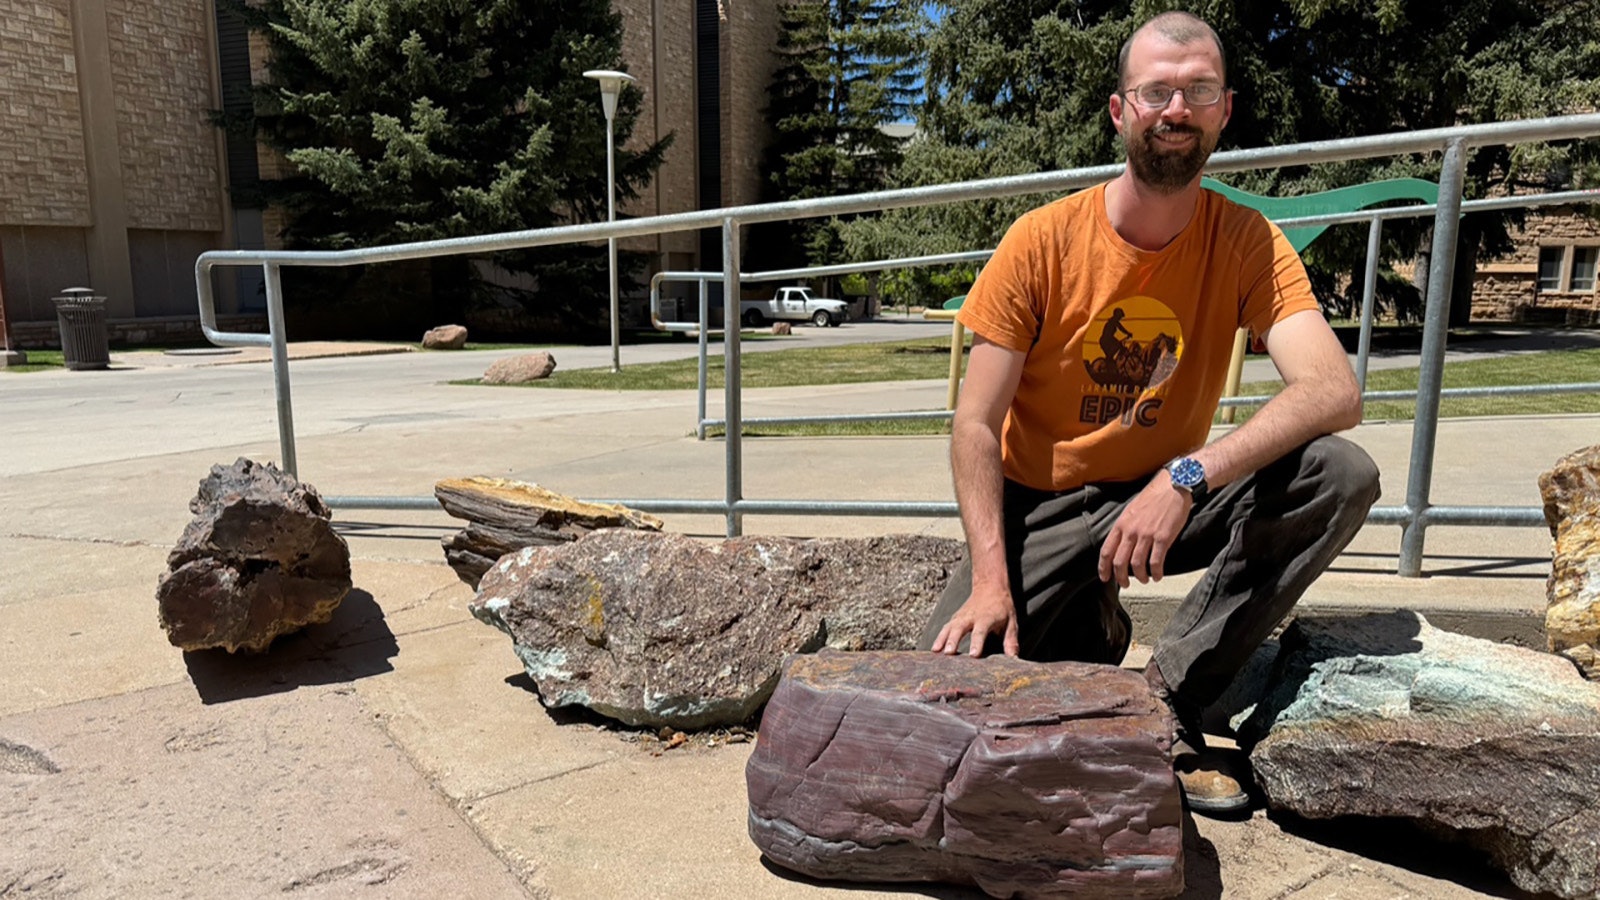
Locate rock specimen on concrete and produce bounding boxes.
[1540,445,1600,678]
[747,650,1183,900]
[482,352,555,385]
[157,458,351,653]
[469,531,963,729]
[434,477,663,588]
[422,324,468,349]
[1238,611,1600,900]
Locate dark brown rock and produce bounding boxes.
[747,650,1183,899]
[468,531,964,729]
[421,324,468,349]
[157,458,351,653]
[434,477,663,588]
[1540,446,1600,678]
[1240,611,1600,900]
[481,352,555,384]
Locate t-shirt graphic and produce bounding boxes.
[1084,297,1184,395]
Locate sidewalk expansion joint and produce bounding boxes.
[463,758,618,806]
[2,532,158,549]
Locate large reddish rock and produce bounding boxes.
[157,458,351,653]
[469,531,963,729]
[482,352,555,385]
[747,651,1183,900]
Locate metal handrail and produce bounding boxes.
[195,113,1600,576]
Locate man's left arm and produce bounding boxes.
[1098,310,1361,586]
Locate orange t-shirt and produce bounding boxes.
[957,183,1319,492]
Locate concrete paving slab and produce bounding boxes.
[0,682,527,899]
[352,616,624,803]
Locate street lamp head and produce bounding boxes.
[583,69,636,122]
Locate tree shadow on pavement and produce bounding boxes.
[1268,813,1540,898]
[182,589,399,704]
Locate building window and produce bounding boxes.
[1538,246,1566,291]
[1574,247,1598,293]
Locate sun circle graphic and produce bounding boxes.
[1082,296,1184,392]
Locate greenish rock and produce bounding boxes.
[1240,611,1600,900]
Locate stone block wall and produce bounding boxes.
[1472,207,1600,322]
[107,0,224,233]
[617,0,698,258]
[722,0,781,212]
[10,312,267,350]
[0,0,91,227]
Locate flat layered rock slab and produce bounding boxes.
[0,682,526,898]
[748,651,1183,900]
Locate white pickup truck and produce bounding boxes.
[740,286,849,327]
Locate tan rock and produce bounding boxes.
[422,324,468,349]
[1540,446,1600,678]
[482,352,555,385]
[770,322,791,335]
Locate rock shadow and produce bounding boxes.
[183,589,399,704]
[1268,812,1539,898]
[1178,810,1224,900]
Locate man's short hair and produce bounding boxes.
[1116,11,1228,89]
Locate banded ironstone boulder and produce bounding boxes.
[1540,445,1600,679]
[470,531,963,729]
[747,650,1183,900]
[157,458,351,653]
[1239,611,1600,900]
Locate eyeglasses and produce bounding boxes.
[1124,82,1227,108]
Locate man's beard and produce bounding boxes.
[1123,121,1217,194]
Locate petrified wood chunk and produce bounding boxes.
[1239,611,1600,900]
[435,477,663,588]
[747,651,1183,900]
[469,531,964,729]
[1539,445,1600,678]
[157,458,351,653]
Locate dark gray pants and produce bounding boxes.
[918,436,1381,708]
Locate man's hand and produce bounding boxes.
[1098,473,1193,587]
[930,583,1020,657]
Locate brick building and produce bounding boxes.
[1471,206,1600,324]
[0,0,782,345]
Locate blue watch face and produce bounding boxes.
[1171,457,1204,488]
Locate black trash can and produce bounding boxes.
[53,287,110,371]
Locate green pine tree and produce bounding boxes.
[229,0,670,337]
[758,0,925,273]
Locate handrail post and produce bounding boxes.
[262,262,298,476]
[1355,215,1382,394]
[722,218,744,536]
[697,277,710,440]
[1398,138,1468,577]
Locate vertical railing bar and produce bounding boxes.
[722,218,744,537]
[697,277,710,441]
[262,262,298,477]
[1398,138,1469,577]
[1355,215,1382,394]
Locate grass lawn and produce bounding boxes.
[452,337,958,391]
[1231,347,1600,424]
[0,350,65,373]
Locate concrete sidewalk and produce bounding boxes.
[0,336,1579,899]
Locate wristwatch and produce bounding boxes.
[1165,456,1209,502]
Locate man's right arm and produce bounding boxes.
[931,335,1027,658]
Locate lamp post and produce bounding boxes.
[583,68,636,374]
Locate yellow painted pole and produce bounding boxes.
[1219,328,1249,424]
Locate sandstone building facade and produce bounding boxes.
[1471,207,1600,324]
[0,0,782,342]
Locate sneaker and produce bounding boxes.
[1145,662,1250,814]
